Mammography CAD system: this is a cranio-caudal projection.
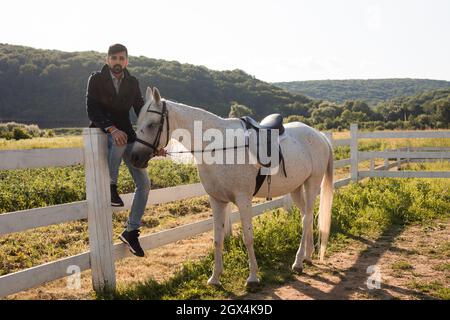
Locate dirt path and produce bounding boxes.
[246,218,450,300]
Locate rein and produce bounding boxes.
[167,144,249,155]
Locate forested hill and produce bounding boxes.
[274,79,450,106]
[0,44,311,127]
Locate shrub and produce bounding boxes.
[0,122,48,140]
[12,128,32,140]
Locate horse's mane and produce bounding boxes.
[166,99,227,121]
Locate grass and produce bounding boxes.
[0,159,199,214]
[0,195,211,276]
[0,135,200,214]
[102,163,450,300]
[0,136,82,150]
[3,169,448,298]
[408,280,450,300]
[106,208,302,300]
[427,242,450,259]
[433,263,450,272]
[391,261,414,271]
[52,128,83,136]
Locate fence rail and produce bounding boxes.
[0,125,449,298]
[357,131,450,139]
[334,158,351,168]
[359,151,450,160]
[112,183,207,213]
[350,124,450,181]
[0,148,84,170]
[331,138,351,147]
[0,201,88,236]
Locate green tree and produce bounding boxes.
[13,127,32,140]
[228,102,254,118]
[284,115,311,126]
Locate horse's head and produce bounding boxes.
[130,86,169,168]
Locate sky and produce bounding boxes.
[1,0,450,82]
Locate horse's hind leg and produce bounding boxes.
[235,193,260,286]
[207,196,230,286]
[290,185,313,264]
[291,177,321,273]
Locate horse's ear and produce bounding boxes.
[145,86,153,102]
[153,87,161,104]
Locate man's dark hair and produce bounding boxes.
[108,43,128,57]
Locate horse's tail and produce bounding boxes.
[318,137,334,262]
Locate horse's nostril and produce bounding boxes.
[131,153,139,163]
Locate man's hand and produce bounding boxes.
[156,148,168,157]
[111,128,128,146]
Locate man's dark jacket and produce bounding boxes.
[86,64,145,143]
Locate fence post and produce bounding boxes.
[82,128,116,294]
[350,124,358,182]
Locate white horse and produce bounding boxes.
[130,87,333,287]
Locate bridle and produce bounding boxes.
[134,100,170,155]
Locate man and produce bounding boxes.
[86,43,166,257]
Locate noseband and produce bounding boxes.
[134,100,170,155]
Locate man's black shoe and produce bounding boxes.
[110,184,124,207]
[119,229,145,257]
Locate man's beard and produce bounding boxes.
[110,64,123,74]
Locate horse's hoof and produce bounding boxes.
[304,259,313,266]
[292,264,303,274]
[207,277,221,287]
[246,280,261,289]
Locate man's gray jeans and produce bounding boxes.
[107,133,151,231]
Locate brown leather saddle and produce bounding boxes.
[240,114,287,200]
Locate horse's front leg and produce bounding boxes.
[207,196,229,286]
[235,194,260,287]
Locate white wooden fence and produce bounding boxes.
[349,124,450,180]
[0,125,449,298]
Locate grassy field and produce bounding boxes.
[0,136,82,150]
[0,160,199,214]
[1,162,448,299]
[1,132,448,215]
[1,134,449,299]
